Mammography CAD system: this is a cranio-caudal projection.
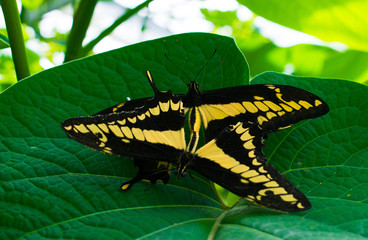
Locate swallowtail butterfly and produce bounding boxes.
[62,71,328,211]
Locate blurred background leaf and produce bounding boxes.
[201,6,368,84]
[1,0,368,90]
[0,32,9,48]
[238,0,368,52]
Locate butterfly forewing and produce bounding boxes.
[192,122,311,212]
[91,95,175,186]
[191,84,329,141]
[61,91,186,162]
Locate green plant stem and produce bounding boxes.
[207,210,228,240]
[64,0,98,62]
[1,0,30,80]
[81,0,153,56]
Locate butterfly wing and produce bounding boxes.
[92,95,174,187]
[62,91,186,189]
[187,84,329,142]
[92,92,188,186]
[192,122,311,212]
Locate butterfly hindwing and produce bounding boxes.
[192,122,311,212]
[185,84,329,141]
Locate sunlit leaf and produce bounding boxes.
[239,0,368,52]
[321,50,368,84]
[0,33,9,49]
[0,55,16,91]
[201,8,368,83]
[22,0,46,10]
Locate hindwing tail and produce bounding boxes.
[193,122,311,212]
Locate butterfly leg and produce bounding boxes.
[121,158,171,191]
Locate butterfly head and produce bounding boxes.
[187,81,200,93]
[183,81,201,107]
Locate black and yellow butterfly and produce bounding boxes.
[62,71,328,211]
[89,71,329,191]
[63,75,302,211]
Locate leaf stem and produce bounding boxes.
[207,210,228,240]
[0,0,30,80]
[64,0,98,62]
[80,0,153,56]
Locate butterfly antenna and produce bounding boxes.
[165,50,218,83]
[193,49,217,82]
[164,54,192,82]
[146,70,160,96]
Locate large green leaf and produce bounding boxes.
[239,0,368,52]
[1,33,368,239]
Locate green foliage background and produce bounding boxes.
[1,1,368,239]
[1,0,368,89]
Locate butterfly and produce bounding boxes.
[88,71,329,190]
[62,71,328,211]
